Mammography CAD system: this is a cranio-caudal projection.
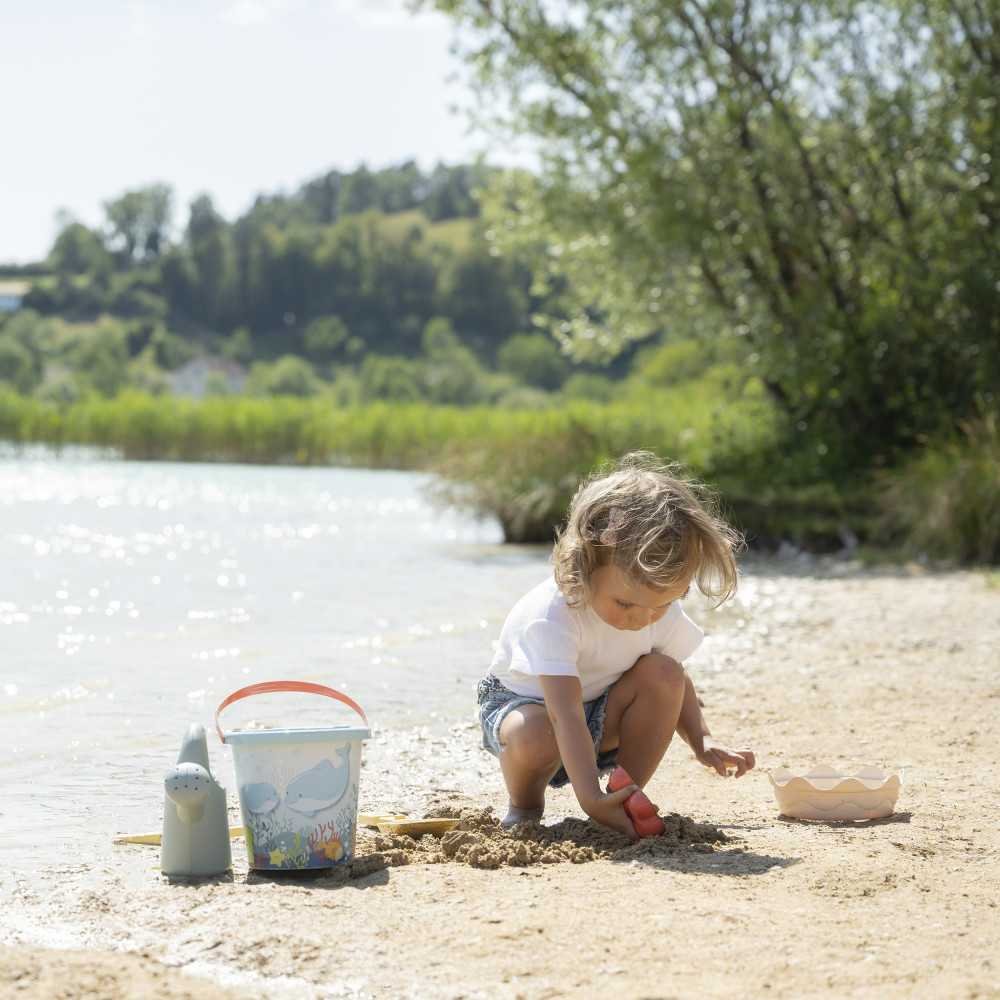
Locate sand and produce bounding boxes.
[2,557,999,999]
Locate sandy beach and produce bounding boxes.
[3,557,999,999]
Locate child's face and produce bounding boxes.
[588,564,691,632]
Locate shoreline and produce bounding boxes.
[3,559,999,998]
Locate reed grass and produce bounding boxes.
[877,413,1000,564]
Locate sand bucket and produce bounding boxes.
[216,681,370,871]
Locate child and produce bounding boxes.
[477,451,756,837]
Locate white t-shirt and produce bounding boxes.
[489,575,704,702]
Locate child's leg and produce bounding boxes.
[497,703,562,823]
[599,653,686,788]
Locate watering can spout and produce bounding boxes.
[161,724,231,877]
[177,723,211,770]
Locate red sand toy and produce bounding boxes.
[608,766,665,838]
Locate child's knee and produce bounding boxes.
[633,653,686,698]
[500,709,560,769]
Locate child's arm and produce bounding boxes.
[677,671,756,777]
[539,675,637,838]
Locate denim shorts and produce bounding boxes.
[476,673,618,788]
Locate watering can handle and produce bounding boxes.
[214,681,369,743]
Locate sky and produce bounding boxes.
[0,0,503,264]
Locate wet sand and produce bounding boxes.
[2,558,999,999]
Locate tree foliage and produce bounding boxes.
[430,0,999,467]
[29,164,525,355]
[498,332,569,390]
[246,355,322,397]
[103,185,173,264]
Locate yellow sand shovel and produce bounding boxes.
[114,827,245,846]
[358,813,460,837]
[114,814,460,845]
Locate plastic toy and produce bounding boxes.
[161,723,232,876]
[608,766,665,838]
[359,814,460,837]
[769,765,901,821]
[216,680,371,870]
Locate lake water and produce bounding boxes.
[0,451,553,866]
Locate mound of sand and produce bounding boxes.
[316,806,729,880]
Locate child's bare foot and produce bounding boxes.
[501,804,544,828]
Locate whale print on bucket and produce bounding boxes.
[216,682,370,870]
[242,781,280,816]
[286,752,351,816]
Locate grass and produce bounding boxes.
[0,381,864,549]
[876,413,1000,564]
[9,385,993,561]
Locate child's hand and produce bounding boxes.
[580,786,638,840]
[695,739,756,777]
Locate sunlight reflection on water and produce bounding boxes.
[0,452,551,863]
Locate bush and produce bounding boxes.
[106,271,168,320]
[246,356,322,397]
[358,355,424,402]
[631,338,715,387]
[204,372,231,397]
[327,368,362,406]
[429,410,612,541]
[490,385,554,410]
[222,327,254,365]
[68,320,129,396]
[420,318,490,405]
[497,333,569,390]
[149,325,196,370]
[127,350,170,395]
[561,373,615,403]
[430,383,780,541]
[36,370,82,406]
[303,315,356,364]
[0,337,42,394]
[877,414,1000,564]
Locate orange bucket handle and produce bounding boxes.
[215,680,369,743]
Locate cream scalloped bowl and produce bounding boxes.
[769,765,901,821]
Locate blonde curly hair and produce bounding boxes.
[552,452,743,608]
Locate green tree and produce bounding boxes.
[420,316,489,404]
[69,321,130,396]
[338,166,380,216]
[0,337,41,394]
[0,310,52,362]
[222,326,254,365]
[48,220,113,278]
[562,372,615,403]
[127,349,170,395]
[439,244,530,359]
[303,314,353,363]
[431,0,1000,469]
[148,325,195,370]
[358,355,424,402]
[423,163,488,220]
[0,310,48,394]
[246,355,321,397]
[186,194,236,329]
[632,339,717,388]
[103,184,173,264]
[498,333,569,391]
[106,271,168,320]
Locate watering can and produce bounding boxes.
[161,723,232,876]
